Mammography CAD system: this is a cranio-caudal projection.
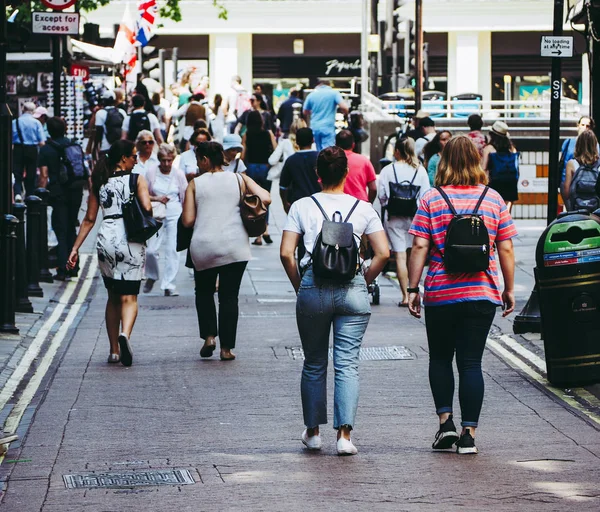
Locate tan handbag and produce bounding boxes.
[151,200,167,221]
[235,174,268,237]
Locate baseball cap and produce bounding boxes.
[223,134,243,151]
[33,106,48,119]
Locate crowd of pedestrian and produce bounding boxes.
[19,73,600,460]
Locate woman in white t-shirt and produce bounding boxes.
[379,137,431,307]
[144,144,187,296]
[280,146,389,456]
[267,118,307,180]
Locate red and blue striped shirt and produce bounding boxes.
[409,185,517,306]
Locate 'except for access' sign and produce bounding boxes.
[32,12,80,35]
[540,35,574,58]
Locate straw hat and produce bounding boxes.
[490,120,510,137]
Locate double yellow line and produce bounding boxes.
[487,334,600,427]
[0,255,98,463]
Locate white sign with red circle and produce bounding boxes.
[40,0,77,11]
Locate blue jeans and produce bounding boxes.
[425,300,497,428]
[296,269,371,430]
[313,130,336,152]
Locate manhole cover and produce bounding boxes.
[286,346,415,361]
[63,469,195,489]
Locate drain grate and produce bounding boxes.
[286,345,415,361]
[63,469,195,489]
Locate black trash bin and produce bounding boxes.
[534,210,600,387]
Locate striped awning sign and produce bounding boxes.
[136,0,158,47]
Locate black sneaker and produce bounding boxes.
[432,415,460,450]
[456,430,478,455]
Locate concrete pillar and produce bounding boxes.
[209,33,253,98]
[447,31,491,101]
[581,53,590,115]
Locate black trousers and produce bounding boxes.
[12,145,39,197]
[194,261,247,349]
[50,187,84,274]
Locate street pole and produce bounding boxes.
[370,0,379,96]
[547,0,564,225]
[52,33,62,117]
[0,0,18,331]
[513,0,565,335]
[361,0,369,103]
[172,47,179,83]
[414,0,423,113]
[591,8,600,132]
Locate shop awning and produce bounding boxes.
[71,39,119,65]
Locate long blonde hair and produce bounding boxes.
[394,137,419,168]
[289,118,307,151]
[435,135,489,187]
[574,130,599,166]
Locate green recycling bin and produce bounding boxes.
[534,210,600,387]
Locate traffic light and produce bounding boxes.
[406,19,416,79]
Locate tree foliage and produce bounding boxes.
[10,0,228,23]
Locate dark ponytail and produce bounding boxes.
[92,139,135,197]
[195,141,225,168]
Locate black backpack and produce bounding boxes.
[104,108,124,144]
[310,196,360,281]
[568,160,600,212]
[48,139,89,187]
[436,186,490,273]
[127,111,151,141]
[387,164,421,217]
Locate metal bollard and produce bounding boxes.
[12,203,33,313]
[35,188,54,283]
[25,195,43,298]
[0,215,19,334]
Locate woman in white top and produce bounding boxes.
[267,118,307,180]
[379,137,431,306]
[132,130,159,179]
[182,141,271,361]
[280,146,389,456]
[144,144,188,296]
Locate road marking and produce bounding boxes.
[0,255,89,413]
[0,256,97,461]
[496,334,547,372]
[487,337,600,427]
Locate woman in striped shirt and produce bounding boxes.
[407,135,517,455]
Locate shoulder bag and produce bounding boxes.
[122,173,162,243]
[235,173,268,237]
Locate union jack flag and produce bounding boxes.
[136,0,158,47]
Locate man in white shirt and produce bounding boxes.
[413,117,436,161]
[122,94,163,144]
[91,90,128,156]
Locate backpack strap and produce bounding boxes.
[344,199,361,222]
[409,167,419,185]
[310,196,331,221]
[392,164,399,184]
[435,187,458,216]
[472,186,489,215]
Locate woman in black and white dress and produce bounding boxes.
[68,140,151,367]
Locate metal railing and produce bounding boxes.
[376,98,585,121]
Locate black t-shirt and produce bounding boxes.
[37,136,70,196]
[279,150,321,204]
[238,109,275,132]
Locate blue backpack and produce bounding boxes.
[488,151,519,182]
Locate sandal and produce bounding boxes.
[252,238,263,246]
[107,353,120,364]
[263,235,273,244]
[200,338,217,358]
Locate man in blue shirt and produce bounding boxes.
[303,81,348,151]
[12,102,46,201]
[277,89,303,136]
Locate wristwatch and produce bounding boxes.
[407,286,420,294]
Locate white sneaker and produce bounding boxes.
[301,429,322,450]
[164,288,179,297]
[14,194,23,203]
[336,437,358,456]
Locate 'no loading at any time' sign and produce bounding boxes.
[32,12,80,35]
[540,35,574,57]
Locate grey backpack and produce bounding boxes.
[569,160,600,212]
